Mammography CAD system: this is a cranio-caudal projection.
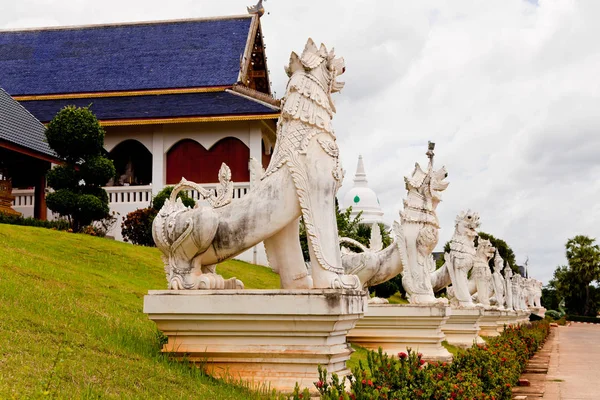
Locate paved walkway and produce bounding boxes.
[544,323,600,399]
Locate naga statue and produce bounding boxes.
[341,142,449,303]
[490,250,506,308]
[152,39,360,291]
[467,238,495,307]
[430,211,480,307]
[504,262,514,310]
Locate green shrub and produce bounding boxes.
[121,208,158,246]
[299,321,550,400]
[45,106,115,232]
[121,186,195,247]
[0,214,69,230]
[566,315,600,323]
[151,186,195,211]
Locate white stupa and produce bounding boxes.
[341,155,384,225]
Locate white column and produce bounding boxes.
[151,128,165,196]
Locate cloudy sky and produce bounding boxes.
[3,0,599,284]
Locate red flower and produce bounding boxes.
[419,359,426,365]
[417,352,423,358]
[398,352,408,359]
[367,379,373,386]
[362,379,366,385]
[315,380,324,389]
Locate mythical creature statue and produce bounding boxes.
[430,211,480,307]
[490,250,506,308]
[533,280,543,308]
[341,143,449,303]
[511,273,524,310]
[467,238,496,307]
[153,39,360,291]
[504,262,514,310]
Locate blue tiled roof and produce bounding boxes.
[0,88,57,158]
[0,17,253,96]
[19,91,278,123]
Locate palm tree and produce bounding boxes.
[565,235,600,316]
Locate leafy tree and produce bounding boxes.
[45,106,115,232]
[299,200,399,298]
[566,236,600,314]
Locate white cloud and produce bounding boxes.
[2,0,599,284]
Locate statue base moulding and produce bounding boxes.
[441,307,485,348]
[495,310,512,334]
[478,309,503,337]
[144,289,366,393]
[503,310,519,327]
[347,303,453,362]
[516,310,531,325]
[529,306,546,318]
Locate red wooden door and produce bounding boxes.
[166,138,250,184]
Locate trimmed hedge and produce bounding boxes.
[0,214,70,230]
[295,321,550,400]
[566,315,600,323]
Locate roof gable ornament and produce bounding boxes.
[247,0,266,17]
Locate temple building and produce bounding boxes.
[0,88,61,219]
[341,155,385,225]
[0,12,278,194]
[0,8,278,264]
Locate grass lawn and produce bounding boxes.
[0,224,282,399]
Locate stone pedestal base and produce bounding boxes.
[516,310,531,325]
[529,307,546,318]
[479,309,502,337]
[495,310,512,334]
[442,307,484,348]
[347,303,452,362]
[504,310,518,327]
[144,289,367,392]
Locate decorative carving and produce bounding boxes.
[152,39,360,291]
[0,179,20,217]
[340,142,450,304]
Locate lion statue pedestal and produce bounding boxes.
[144,289,366,392]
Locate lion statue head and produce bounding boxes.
[455,210,480,240]
[285,38,345,111]
[476,238,496,263]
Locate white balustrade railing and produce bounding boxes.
[12,189,35,207]
[11,182,251,239]
[105,185,153,205]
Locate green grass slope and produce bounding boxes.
[0,224,281,399]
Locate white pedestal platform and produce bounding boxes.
[504,310,518,327]
[529,306,546,318]
[478,309,502,337]
[516,310,531,325]
[347,303,453,362]
[442,307,484,348]
[144,289,367,392]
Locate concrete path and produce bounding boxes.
[544,323,600,399]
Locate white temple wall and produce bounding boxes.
[97,121,269,266]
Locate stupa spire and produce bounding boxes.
[353,155,368,187]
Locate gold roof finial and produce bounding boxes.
[247,0,266,17]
